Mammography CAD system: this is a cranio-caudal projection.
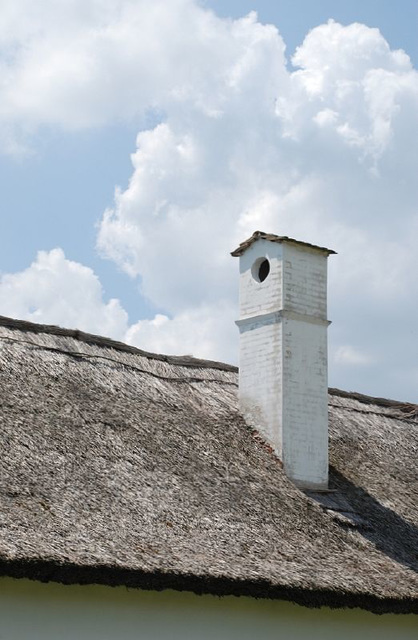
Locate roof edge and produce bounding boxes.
[231,231,336,257]
[1,559,416,615]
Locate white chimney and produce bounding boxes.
[232,231,335,490]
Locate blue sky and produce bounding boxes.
[1,0,418,401]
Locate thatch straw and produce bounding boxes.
[0,316,417,613]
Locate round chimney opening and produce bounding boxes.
[252,258,270,283]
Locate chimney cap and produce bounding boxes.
[231,230,336,257]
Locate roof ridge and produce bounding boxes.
[0,315,237,372]
[1,315,417,410]
[328,387,418,413]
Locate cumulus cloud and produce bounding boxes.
[0,248,129,339]
[96,14,418,399]
[0,0,283,150]
[2,2,418,398]
[0,249,236,362]
[126,302,237,362]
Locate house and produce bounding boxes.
[0,232,417,639]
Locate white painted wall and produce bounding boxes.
[238,318,283,454]
[0,578,416,640]
[282,315,328,488]
[237,238,285,456]
[238,239,284,319]
[236,237,331,488]
[282,243,328,319]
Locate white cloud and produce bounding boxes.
[126,302,237,362]
[0,248,129,340]
[2,3,418,398]
[0,249,236,363]
[0,1,284,149]
[96,13,418,398]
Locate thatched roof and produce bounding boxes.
[0,315,417,614]
[230,230,336,256]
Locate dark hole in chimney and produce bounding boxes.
[258,259,270,282]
